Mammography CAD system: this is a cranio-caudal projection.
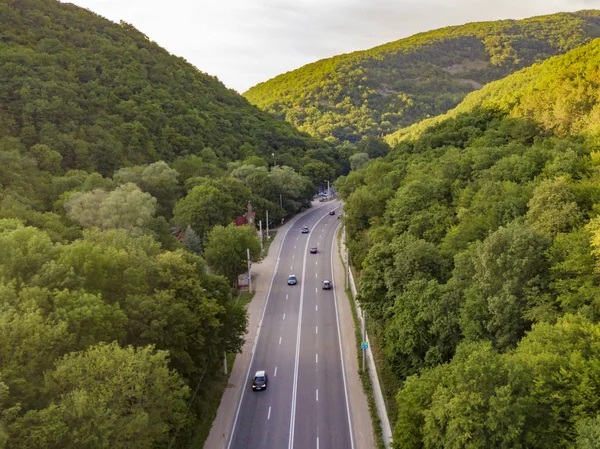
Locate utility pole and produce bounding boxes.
[280,193,283,210]
[247,248,252,293]
[259,220,263,255]
[327,180,330,198]
[362,310,366,373]
[223,351,227,375]
[272,152,276,167]
[266,210,270,240]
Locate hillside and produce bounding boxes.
[0,0,332,175]
[334,30,600,447]
[0,2,336,448]
[386,37,600,145]
[244,10,600,144]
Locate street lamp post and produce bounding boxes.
[272,152,276,167]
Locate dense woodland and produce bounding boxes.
[245,10,600,144]
[0,0,347,178]
[0,1,345,447]
[336,38,600,448]
[4,0,600,447]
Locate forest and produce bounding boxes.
[336,38,600,448]
[244,10,600,144]
[0,0,344,447]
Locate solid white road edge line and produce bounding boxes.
[330,220,356,449]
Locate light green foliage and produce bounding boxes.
[99,183,157,231]
[389,38,600,144]
[205,224,261,284]
[0,221,58,285]
[245,12,600,143]
[526,177,582,236]
[115,161,180,216]
[7,343,189,449]
[173,184,236,237]
[349,152,369,171]
[63,188,107,228]
[64,183,157,232]
[576,415,600,449]
[459,223,551,349]
[395,316,600,449]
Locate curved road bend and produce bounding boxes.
[228,201,353,449]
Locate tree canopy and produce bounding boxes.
[245,11,600,143]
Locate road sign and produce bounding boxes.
[361,342,368,350]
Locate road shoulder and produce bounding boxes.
[332,227,377,449]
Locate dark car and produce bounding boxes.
[310,247,318,254]
[252,370,268,391]
[322,280,332,290]
[301,226,309,233]
[329,210,335,215]
[288,275,297,285]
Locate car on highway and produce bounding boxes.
[288,275,297,285]
[252,370,268,391]
[301,225,309,233]
[322,280,332,290]
[310,247,318,254]
[329,210,335,215]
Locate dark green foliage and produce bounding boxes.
[394,316,600,449]
[388,37,600,145]
[338,50,600,444]
[0,1,333,446]
[0,0,334,174]
[245,11,600,143]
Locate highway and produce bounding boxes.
[228,201,354,449]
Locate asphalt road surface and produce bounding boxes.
[228,202,354,449]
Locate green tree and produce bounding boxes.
[526,177,582,236]
[7,343,189,449]
[384,279,461,379]
[204,224,261,284]
[64,184,157,233]
[114,161,180,217]
[172,184,237,237]
[349,152,369,171]
[458,223,551,350]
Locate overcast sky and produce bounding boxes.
[66,0,600,93]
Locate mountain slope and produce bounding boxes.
[386,37,600,145]
[0,0,326,175]
[244,10,600,143]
